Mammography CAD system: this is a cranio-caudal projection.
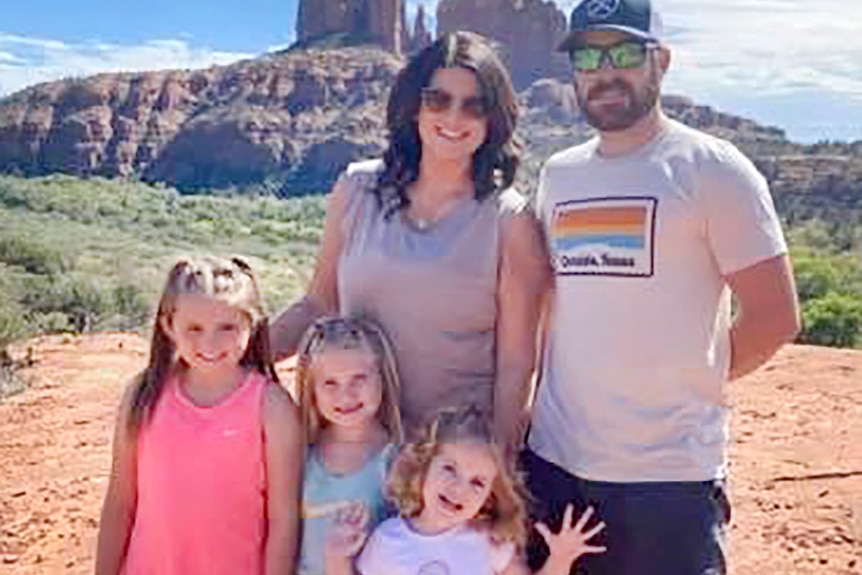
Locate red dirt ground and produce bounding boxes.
[1,334,860,574]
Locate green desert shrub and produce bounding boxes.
[799,292,862,349]
[0,235,68,275]
[112,284,151,331]
[0,298,28,349]
[20,275,111,333]
[792,252,862,302]
[31,311,73,334]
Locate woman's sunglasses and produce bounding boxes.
[420,87,487,119]
[569,41,655,71]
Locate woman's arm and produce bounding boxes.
[94,384,139,575]
[269,178,352,360]
[494,210,553,450]
[262,382,304,575]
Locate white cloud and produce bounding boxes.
[265,42,294,53]
[407,0,862,141]
[0,51,25,64]
[658,0,862,98]
[654,0,862,140]
[0,33,69,51]
[3,0,861,141]
[0,34,252,97]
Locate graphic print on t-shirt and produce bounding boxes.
[302,498,363,519]
[417,560,451,575]
[550,196,657,277]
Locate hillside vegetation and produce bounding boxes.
[0,174,860,396]
[0,175,325,380]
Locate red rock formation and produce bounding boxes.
[367,0,404,53]
[436,0,570,90]
[296,0,364,44]
[0,48,402,193]
[407,5,433,55]
[295,0,407,55]
[3,45,852,205]
[523,78,578,120]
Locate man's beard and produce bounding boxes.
[576,75,660,132]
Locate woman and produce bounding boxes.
[271,31,549,444]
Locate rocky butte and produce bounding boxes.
[437,0,570,90]
[294,0,431,56]
[0,49,402,193]
[0,0,859,202]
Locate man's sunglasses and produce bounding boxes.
[569,41,655,71]
[420,87,487,119]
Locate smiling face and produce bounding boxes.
[416,441,499,533]
[310,347,384,431]
[417,67,488,165]
[163,293,252,379]
[573,30,667,132]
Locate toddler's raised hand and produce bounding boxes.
[326,500,370,559]
[535,504,606,573]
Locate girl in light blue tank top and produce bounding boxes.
[294,316,403,575]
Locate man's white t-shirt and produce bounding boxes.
[357,517,515,575]
[529,119,788,482]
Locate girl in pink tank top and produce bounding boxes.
[95,256,303,575]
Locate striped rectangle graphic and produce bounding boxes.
[551,206,648,251]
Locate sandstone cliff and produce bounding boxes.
[436,0,570,90]
[406,5,433,55]
[295,0,408,54]
[0,48,860,208]
[0,49,400,193]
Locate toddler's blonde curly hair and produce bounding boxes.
[386,405,529,546]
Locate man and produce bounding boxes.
[523,0,801,573]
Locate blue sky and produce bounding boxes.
[1,0,295,53]
[2,0,861,143]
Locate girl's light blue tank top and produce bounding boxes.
[298,443,397,575]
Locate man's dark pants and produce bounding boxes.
[521,449,731,575]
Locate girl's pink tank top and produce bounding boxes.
[124,370,267,575]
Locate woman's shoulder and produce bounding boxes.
[332,158,385,217]
[337,158,385,188]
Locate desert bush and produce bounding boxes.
[0,297,29,398]
[112,284,151,330]
[0,174,324,348]
[0,235,68,275]
[20,275,111,332]
[792,252,862,302]
[799,293,862,348]
[0,298,28,349]
[31,311,73,334]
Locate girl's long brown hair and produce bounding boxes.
[128,255,278,430]
[386,405,529,545]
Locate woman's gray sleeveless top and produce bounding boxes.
[336,159,526,432]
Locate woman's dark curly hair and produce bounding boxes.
[374,31,521,216]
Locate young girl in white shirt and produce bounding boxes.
[326,406,605,575]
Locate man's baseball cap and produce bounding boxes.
[557,0,664,52]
